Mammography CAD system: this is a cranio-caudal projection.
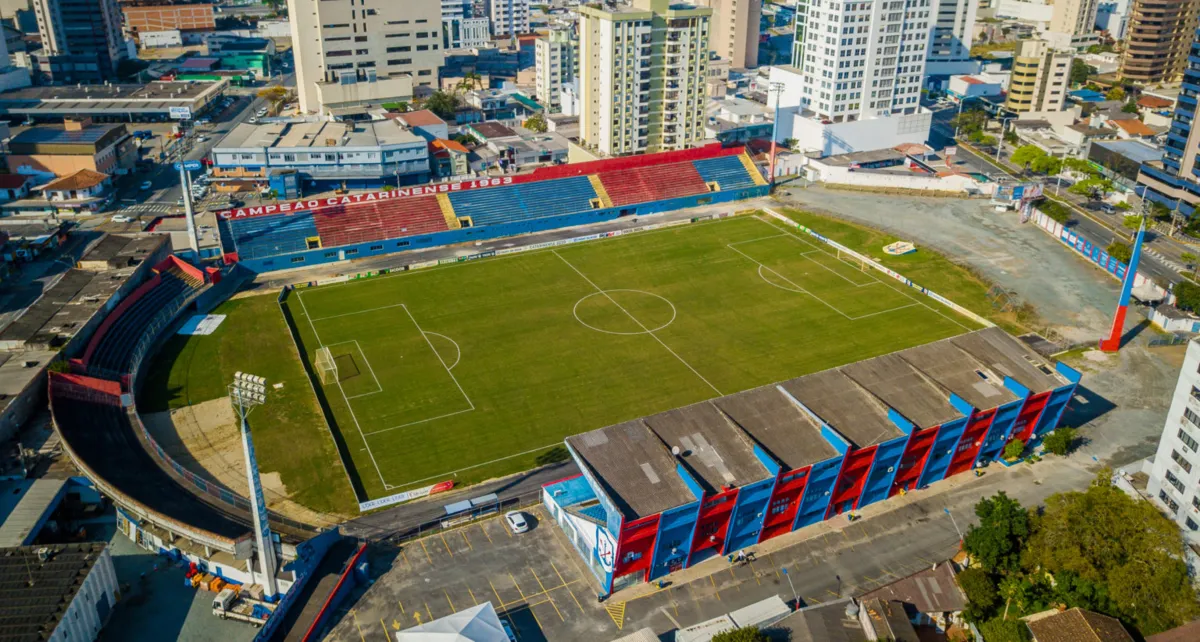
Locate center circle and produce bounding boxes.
[573,289,677,336]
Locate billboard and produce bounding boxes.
[168,106,193,120]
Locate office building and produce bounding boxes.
[1046,0,1101,47]
[288,0,444,115]
[930,0,979,65]
[1119,0,1200,84]
[1138,28,1200,215]
[578,0,711,157]
[1005,39,1072,113]
[122,3,216,43]
[0,12,30,91]
[699,0,760,69]
[488,0,529,37]
[443,0,490,48]
[1096,0,1133,40]
[30,0,128,83]
[535,27,576,113]
[1145,338,1200,544]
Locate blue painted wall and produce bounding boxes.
[974,399,1025,464]
[647,501,701,581]
[722,477,776,553]
[918,417,968,488]
[1033,384,1077,438]
[856,434,910,509]
[794,457,842,529]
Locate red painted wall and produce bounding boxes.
[1011,391,1051,442]
[828,447,876,517]
[613,514,659,582]
[759,467,810,543]
[946,409,994,477]
[687,488,738,563]
[889,426,940,497]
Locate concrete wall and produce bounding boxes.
[784,110,933,157]
[805,162,994,195]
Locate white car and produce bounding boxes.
[139,180,153,191]
[248,117,259,124]
[504,511,529,534]
[197,135,209,142]
[111,214,133,223]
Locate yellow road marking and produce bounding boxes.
[807,595,823,605]
[400,549,411,568]
[350,609,366,642]
[418,538,433,564]
[710,575,721,600]
[424,601,434,620]
[461,530,473,551]
[604,601,626,630]
[479,522,493,544]
[440,533,454,557]
[468,587,479,605]
[551,562,585,613]
[747,558,762,585]
[489,578,505,606]
[397,599,404,614]
[768,553,781,578]
[528,567,564,621]
[380,618,388,638]
[444,589,456,613]
[827,589,840,598]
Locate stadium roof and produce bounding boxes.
[713,386,838,471]
[781,370,906,448]
[642,403,771,494]
[839,352,962,428]
[567,421,696,519]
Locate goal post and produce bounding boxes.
[315,346,337,384]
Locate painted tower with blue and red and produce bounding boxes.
[1099,221,1146,352]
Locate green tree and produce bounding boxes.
[1062,157,1097,176]
[957,567,999,622]
[1106,86,1126,101]
[1041,427,1075,456]
[1037,200,1072,225]
[963,492,1031,575]
[1106,241,1132,263]
[425,91,461,119]
[524,112,548,133]
[1010,145,1046,170]
[1122,100,1141,114]
[952,108,989,136]
[1068,176,1115,203]
[1070,59,1093,85]
[1173,280,1200,312]
[784,137,799,150]
[1123,214,1144,230]
[1004,129,1019,144]
[978,617,1032,642]
[712,626,769,642]
[1182,252,1198,276]
[1003,439,1025,461]
[1030,154,1062,175]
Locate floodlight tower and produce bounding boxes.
[768,81,785,185]
[229,371,278,599]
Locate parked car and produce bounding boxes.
[248,117,259,124]
[139,181,153,191]
[111,214,133,223]
[504,511,529,534]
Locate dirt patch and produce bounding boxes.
[141,398,341,528]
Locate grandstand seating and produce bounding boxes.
[50,393,248,539]
[224,212,320,260]
[447,176,598,226]
[693,156,759,191]
[88,267,204,374]
[311,196,449,248]
[598,162,710,207]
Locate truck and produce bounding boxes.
[212,588,274,627]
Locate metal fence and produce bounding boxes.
[344,489,545,544]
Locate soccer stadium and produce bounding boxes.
[43,142,1078,606]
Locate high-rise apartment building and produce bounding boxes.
[488,0,530,37]
[288,0,444,115]
[929,0,978,63]
[1119,0,1199,84]
[1004,39,1072,113]
[443,0,491,48]
[535,28,577,113]
[1137,27,1200,215]
[1046,0,1101,47]
[578,0,711,156]
[785,0,933,123]
[698,0,761,68]
[1145,338,1200,544]
[30,0,127,83]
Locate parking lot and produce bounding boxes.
[326,505,616,642]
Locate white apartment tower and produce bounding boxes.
[288,0,445,115]
[929,0,978,63]
[1047,0,1101,48]
[488,0,530,37]
[1146,338,1200,543]
[444,0,491,49]
[699,0,762,68]
[578,0,712,156]
[536,28,577,112]
[787,0,935,122]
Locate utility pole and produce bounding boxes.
[944,507,964,543]
[769,81,785,185]
[782,566,798,609]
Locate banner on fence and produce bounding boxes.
[316,275,350,286]
[358,480,455,512]
[762,208,994,328]
[1029,210,1166,298]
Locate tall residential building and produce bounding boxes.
[0,10,30,91]
[929,0,978,63]
[488,0,530,37]
[1046,0,1101,47]
[444,0,491,49]
[30,0,128,83]
[1145,338,1200,544]
[1004,39,1072,113]
[535,28,577,113]
[698,0,761,69]
[578,0,711,156]
[288,0,444,115]
[1119,0,1199,84]
[1136,27,1200,215]
[1096,0,1133,40]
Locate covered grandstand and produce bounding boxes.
[216,144,769,272]
[543,327,1082,593]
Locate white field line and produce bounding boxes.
[423,332,462,370]
[295,290,391,490]
[310,302,407,322]
[753,216,973,331]
[551,250,723,397]
[739,233,877,288]
[326,339,383,399]
[739,250,918,322]
[387,442,564,490]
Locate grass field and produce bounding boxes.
[142,209,1004,514]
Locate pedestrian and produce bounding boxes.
[736,550,747,566]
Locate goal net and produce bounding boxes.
[315,346,338,384]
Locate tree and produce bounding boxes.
[524,112,548,133]
[952,109,990,136]
[1003,439,1025,461]
[784,137,799,150]
[1068,176,1115,203]
[963,492,1030,575]
[1106,241,1132,263]
[1010,145,1046,171]
[958,567,999,622]
[1070,59,1093,85]
[1182,252,1198,276]
[1062,157,1097,177]
[1122,214,1144,230]
[1030,154,1062,176]
[1025,471,1200,634]
[712,627,769,642]
[1004,129,1019,144]
[1174,280,1200,312]
[978,617,1032,642]
[1041,427,1076,456]
[425,91,461,119]
[1106,86,1126,101]
[1122,100,1141,114]
[257,85,288,102]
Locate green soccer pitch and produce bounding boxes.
[278,212,981,503]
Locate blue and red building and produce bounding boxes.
[542,327,1081,594]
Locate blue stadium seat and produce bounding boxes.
[89,270,203,374]
[226,213,319,260]
[448,176,597,227]
[693,156,758,191]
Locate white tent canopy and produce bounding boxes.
[394,602,510,642]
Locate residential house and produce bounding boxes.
[1138,94,1176,128]
[430,139,470,178]
[0,175,34,203]
[1147,619,1200,641]
[5,118,136,181]
[859,562,968,634]
[35,169,111,213]
[1024,608,1134,641]
[859,599,919,642]
[394,110,450,142]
